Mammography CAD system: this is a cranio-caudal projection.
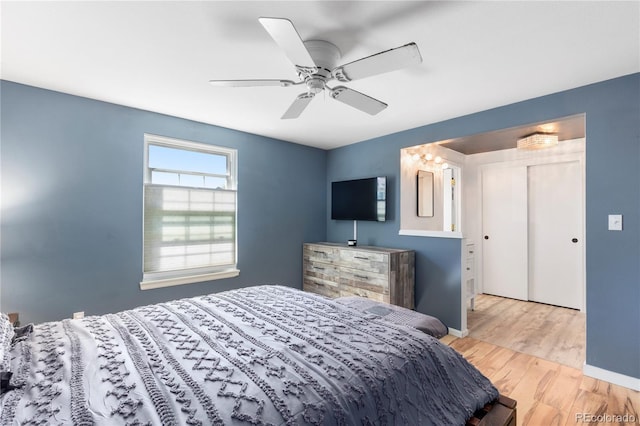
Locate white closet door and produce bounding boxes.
[528,161,583,310]
[481,166,528,300]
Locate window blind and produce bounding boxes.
[143,185,236,276]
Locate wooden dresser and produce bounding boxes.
[303,242,415,309]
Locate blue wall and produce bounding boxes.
[1,81,327,324]
[326,73,639,380]
[326,139,464,332]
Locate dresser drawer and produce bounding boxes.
[304,244,339,264]
[339,267,389,294]
[304,261,340,283]
[338,286,387,303]
[339,249,389,274]
[465,257,474,275]
[303,280,341,298]
[466,243,475,257]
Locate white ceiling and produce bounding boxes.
[2,1,638,150]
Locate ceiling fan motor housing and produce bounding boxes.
[303,40,341,75]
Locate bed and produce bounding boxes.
[1,285,514,425]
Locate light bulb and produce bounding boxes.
[435,156,442,164]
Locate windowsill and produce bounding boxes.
[399,229,464,239]
[140,268,240,290]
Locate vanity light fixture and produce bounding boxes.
[409,151,450,168]
[517,132,558,150]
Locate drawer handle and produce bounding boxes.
[313,250,327,256]
[354,274,369,280]
[354,256,370,260]
[316,282,325,287]
[469,250,474,254]
[313,266,325,271]
[466,267,471,271]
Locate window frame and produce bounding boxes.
[140,133,239,290]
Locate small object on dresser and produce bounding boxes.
[347,239,357,246]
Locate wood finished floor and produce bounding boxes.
[440,295,639,426]
[468,294,585,369]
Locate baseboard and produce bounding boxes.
[583,363,640,391]
[448,327,469,338]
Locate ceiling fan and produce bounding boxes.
[209,17,423,119]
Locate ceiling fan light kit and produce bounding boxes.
[209,17,423,119]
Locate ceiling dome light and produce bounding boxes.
[517,133,559,150]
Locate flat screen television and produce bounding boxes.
[331,177,386,222]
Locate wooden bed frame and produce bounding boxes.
[468,394,517,426]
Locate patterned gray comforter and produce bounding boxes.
[1,285,498,425]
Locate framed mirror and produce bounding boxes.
[417,170,434,217]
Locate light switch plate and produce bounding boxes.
[608,214,623,231]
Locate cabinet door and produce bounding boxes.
[481,166,528,300]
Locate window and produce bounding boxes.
[141,134,238,290]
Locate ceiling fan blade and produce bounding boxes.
[281,92,315,119]
[209,79,296,87]
[330,86,387,115]
[333,42,422,82]
[258,17,317,74]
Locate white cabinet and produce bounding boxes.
[464,241,476,310]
